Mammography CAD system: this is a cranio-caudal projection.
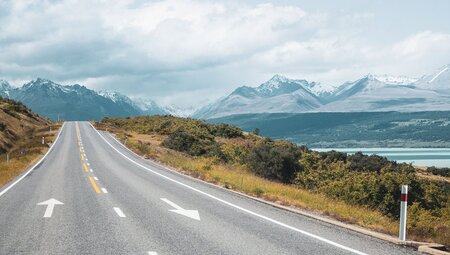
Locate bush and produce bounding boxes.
[320,150,347,164]
[348,152,392,172]
[211,124,243,138]
[162,130,196,152]
[427,166,450,178]
[161,128,225,159]
[246,140,301,183]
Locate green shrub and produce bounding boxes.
[427,166,450,177]
[348,152,392,172]
[211,123,243,138]
[246,140,301,183]
[253,187,265,196]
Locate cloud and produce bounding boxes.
[0,0,449,107]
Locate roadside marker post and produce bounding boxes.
[42,137,45,145]
[399,185,408,241]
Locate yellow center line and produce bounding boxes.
[83,163,89,172]
[81,154,85,161]
[88,176,101,193]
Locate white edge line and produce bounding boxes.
[89,122,368,255]
[113,207,126,217]
[148,252,158,255]
[101,188,108,193]
[0,123,66,198]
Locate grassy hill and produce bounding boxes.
[99,115,449,246]
[0,97,60,186]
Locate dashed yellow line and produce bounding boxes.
[77,122,102,195]
[88,176,101,193]
[83,163,89,172]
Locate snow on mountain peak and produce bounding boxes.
[305,82,337,95]
[98,91,121,102]
[163,104,198,117]
[367,74,417,85]
[0,80,11,88]
[257,74,291,92]
[23,78,62,89]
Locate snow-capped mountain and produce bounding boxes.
[131,98,168,115]
[318,75,450,112]
[416,64,450,92]
[193,75,322,119]
[0,80,12,97]
[0,78,167,120]
[162,104,198,117]
[195,63,450,119]
[369,74,418,85]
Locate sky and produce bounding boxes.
[1,0,450,109]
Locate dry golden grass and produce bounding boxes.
[108,129,399,236]
[0,123,62,187]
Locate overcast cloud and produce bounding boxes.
[1,0,450,108]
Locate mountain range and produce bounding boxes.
[0,78,168,121]
[1,63,449,121]
[194,64,450,119]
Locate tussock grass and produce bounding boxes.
[0,123,62,187]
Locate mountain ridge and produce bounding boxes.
[194,63,450,119]
[0,78,168,121]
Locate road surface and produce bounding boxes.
[0,121,420,254]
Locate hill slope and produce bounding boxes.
[0,97,50,153]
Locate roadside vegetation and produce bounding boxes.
[98,115,450,246]
[0,97,60,187]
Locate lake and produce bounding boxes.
[313,148,450,167]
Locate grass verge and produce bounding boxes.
[0,123,62,187]
[99,125,401,237]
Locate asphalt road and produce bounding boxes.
[0,121,421,255]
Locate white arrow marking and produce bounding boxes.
[160,198,200,221]
[37,198,64,218]
[113,207,126,217]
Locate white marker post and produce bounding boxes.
[42,136,45,145]
[399,185,408,241]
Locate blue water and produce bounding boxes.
[313,148,450,167]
